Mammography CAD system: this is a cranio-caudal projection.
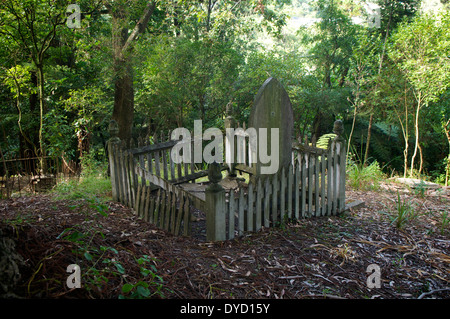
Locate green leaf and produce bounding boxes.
[121,283,134,294]
[140,268,151,277]
[136,285,150,298]
[84,251,93,261]
[114,262,125,274]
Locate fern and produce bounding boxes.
[316,133,337,149]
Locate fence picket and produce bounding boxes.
[255,178,262,231]
[229,190,235,239]
[162,148,168,180]
[119,149,127,205]
[164,191,172,231]
[129,152,137,207]
[159,190,166,228]
[238,188,245,236]
[247,183,254,232]
[144,186,151,222]
[320,153,326,216]
[175,195,184,236]
[272,173,278,224]
[333,142,339,215]
[138,137,146,186]
[141,185,148,218]
[148,193,156,223]
[338,141,346,213]
[135,184,142,216]
[154,150,161,177]
[287,164,293,219]
[264,178,271,228]
[295,164,300,219]
[147,152,153,176]
[280,166,286,220]
[327,142,334,216]
[184,197,190,236]
[314,155,320,217]
[170,190,177,233]
[308,155,313,217]
[116,145,124,204]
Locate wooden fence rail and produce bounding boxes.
[205,130,346,241]
[108,136,194,236]
[107,118,346,242]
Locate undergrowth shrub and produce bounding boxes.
[53,152,111,201]
[347,159,385,191]
[380,191,417,229]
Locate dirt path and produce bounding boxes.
[0,184,448,299]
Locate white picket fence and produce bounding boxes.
[206,134,346,241]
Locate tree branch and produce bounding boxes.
[120,1,156,57]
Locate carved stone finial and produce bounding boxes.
[333,120,344,140]
[226,101,233,116]
[108,120,120,142]
[207,162,224,192]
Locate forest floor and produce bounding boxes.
[0,180,449,300]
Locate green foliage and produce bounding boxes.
[347,159,385,191]
[53,176,111,201]
[119,255,166,299]
[413,180,427,199]
[389,11,450,104]
[137,35,242,131]
[440,211,449,235]
[0,0,448,186]
[43,108,75,157]
[385,191,417,229]
[345,118,404,172]
[304,0,358,88]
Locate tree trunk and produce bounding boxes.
[37,65,46,173]
[403,82,409,178]
[112,56,134,142]
[347,101,358,162]
[110,1,156,142]
[364,113,373,165]
[403,140,409,178]
[410,92,421,177]
[365,2,393,167]
[418,141,424,176]
[444,119,450,186]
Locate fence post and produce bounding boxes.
[205,162,226,241]
[333,120,346,214]
[224,102,237,178]
[108,120,121,202]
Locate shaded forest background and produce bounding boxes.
[0,0,449,184]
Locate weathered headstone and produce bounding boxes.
[249,77,294,177]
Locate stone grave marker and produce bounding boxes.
[249,77,294,177]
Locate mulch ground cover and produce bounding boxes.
[0,182,449,299]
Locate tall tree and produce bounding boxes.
[0,0,67,167]
[107,0,156,141]
[390,11,450,176]
[308,0,356,89]
[363,0,420,164]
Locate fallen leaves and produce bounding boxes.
[0,186,449,299]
